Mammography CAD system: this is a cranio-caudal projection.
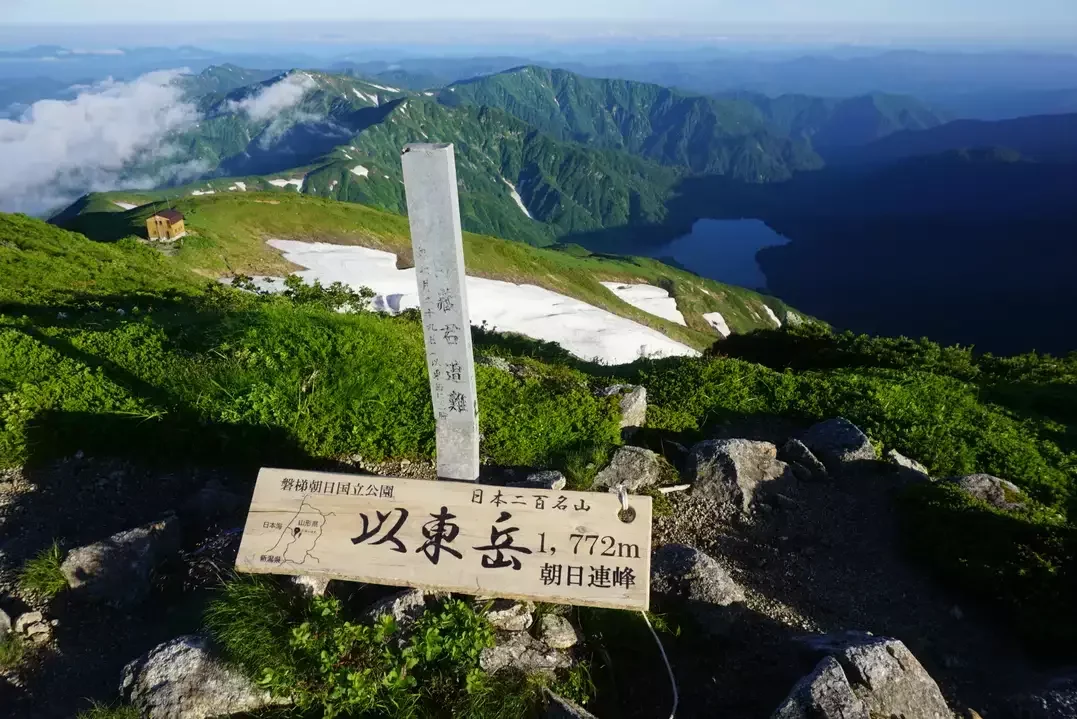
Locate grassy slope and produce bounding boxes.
[3,209,1076,667]
[56,192,790,347]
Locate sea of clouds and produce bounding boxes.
[0,70,317,216]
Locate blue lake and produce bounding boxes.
[636,219,791,291]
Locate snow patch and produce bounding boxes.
[500,177,533,219]
[190,189,215,196]
[269,178,304,191]
[351,165,369,178]
[351,88,379,106]
[703,312,731,337]
[761,304,782,327]
[366,82,400,92]
[601,283,687,326]
[423,92,435,96]
[112,201,138,210]
[257,241,699,365]
[232,181,247,191]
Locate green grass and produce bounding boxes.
[3,207,1077,662]
[18,542,67,600]
[0,632,25,671]
[74,703,140,719]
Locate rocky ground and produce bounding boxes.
[1,407,1074,718]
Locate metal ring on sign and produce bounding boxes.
[615,484,636,523]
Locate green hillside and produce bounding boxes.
[438,66,823,179]
[304,100,681,246]
[52,192,790,345]
[731,91,947,153]
[3,208,1075,691]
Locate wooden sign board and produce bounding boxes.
[235,468,652,610]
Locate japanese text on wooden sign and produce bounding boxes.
[235,468,652,610]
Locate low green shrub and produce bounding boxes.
[898,482,1076,653]
[0,632,25,671]
[204,578,583,718]
[18,541,67,600]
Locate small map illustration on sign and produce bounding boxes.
[261,499,335,566]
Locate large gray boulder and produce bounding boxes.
[0,608,10,636]
[949,474,1026,511]
[592,445,664,492]
[1008,673,1077,718]
[780,439,828,482]
[802,418,876,473]
[688,439,792,512]
[121,635,285,719]
[601,384,648,432]
[779,633,953,719]
[480,632,572,676]
[61,514,181,606]
[651,544,745,636]
[773,657,870,719]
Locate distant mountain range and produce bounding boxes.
[43,61,1077,353]
[107,64,956,246]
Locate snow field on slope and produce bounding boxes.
[253,240,699,365]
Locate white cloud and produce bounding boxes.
[0,69,201,216]
[227,72,317,123]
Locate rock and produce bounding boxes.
[0,608,10,635]
[773,656,870,719]
[61,514,181,606]
[121,635,285,719]
[183,480,244,523]
[802,418,876,472]
[888,449,930,479]
[687,439,793,512]
[790,633,953,719]
[602,384,647,432]
[361,588,427,627]
[478,355,513,373]
[545,688,599,718]
[519,470,567,491]
[480,632,571,676]
[949,474,1026,511]
[14,611,51,644]
[291,574,331,597]
[779,439,828,482]
[485,600,534,632]
[538,614,581,649]
[651,544,745,636]
[1008,672,1077,719]
[592,446,663,492]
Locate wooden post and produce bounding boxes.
[401,143,480,481]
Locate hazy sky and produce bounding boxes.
[4,0,1075,26]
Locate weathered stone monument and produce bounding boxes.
[400,143,480,482]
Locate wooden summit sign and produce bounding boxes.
[236,468,652,610]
